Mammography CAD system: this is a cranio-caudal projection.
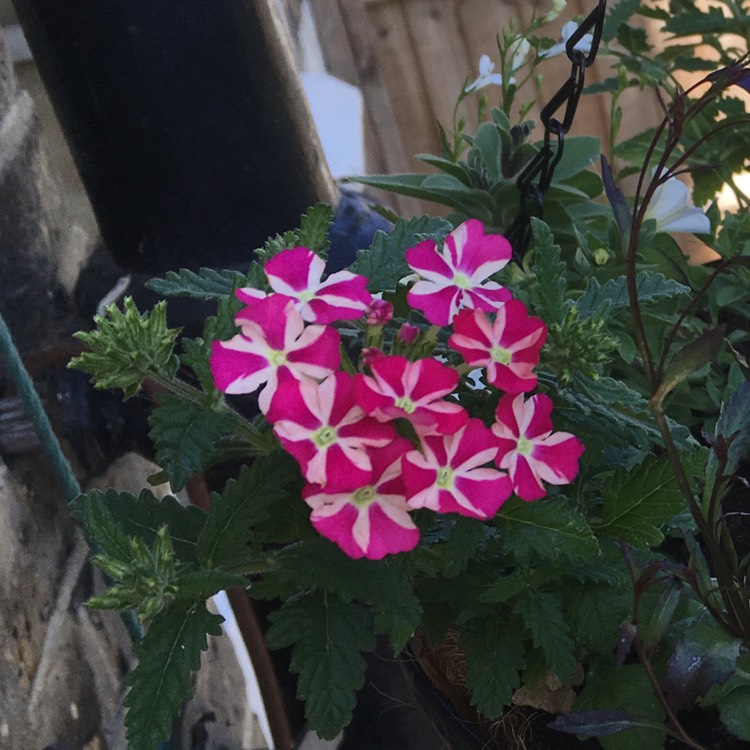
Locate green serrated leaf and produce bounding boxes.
[602,0,641,41]
[269,539,421,652]
[439,517,488,578]
[124,600,223,750]
[461,617,525,718]
[148,394,235,492]
[266,590,374,739]
[73,488,206,565]
[70,297,180,398]
[576,272,690,321]
[563,581,631,653]
[495,497,600,565]
[174,569,247,600]
[71,491,133,564]
[145,267,251,301]
[595,452,705,547]
[298,203,333,256]
[529,219,567,325]
[349,215,452,291]
[513,592,576,682]
[197,454,300,568]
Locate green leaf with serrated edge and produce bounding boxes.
[576,272,690,321]
[173,569,247,600]
[595,452,706,548]
[269,539,421,652]
[602,0,640,40]
[73,488,206,565]
[197,454,300,568]
[438,517,489,578]
[481,566,561,604]
[70,297,180,398]
[663,7,737,36]
[548,372,694,458]
[563,582,631,653]
[124,601,223,750]
[71,491,132,565]
[495,497,599,566]
[528,219,567,325]
[349,215,452,292]
[145,267,251,301]
[148,394,235,492]
[705,381,750,507]
[266,590,374,739]
[298,203,333,256]
[460,617,524,718]
[513,592,576,682]
[575,663,665,750]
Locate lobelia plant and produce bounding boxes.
[69,2,750,749]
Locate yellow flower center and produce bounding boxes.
[453,271,472,289]
[436,467,454,488]
[270,350,287,366]
[516,436,533,456]
[352,486,376,506]
[313,426,337,448]
[490,345,511,365]
[395,396,417,414]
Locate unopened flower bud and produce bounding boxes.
[592,247,610,265]
[361,347,382,367]
[397,323,419,345]
[365,298,393,327]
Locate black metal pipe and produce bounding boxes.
[11,0,335,272]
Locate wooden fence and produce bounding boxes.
[307,0,661,216]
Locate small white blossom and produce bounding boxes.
[538,20,594,60]
[644,175,711,235]
[465,54,504,93]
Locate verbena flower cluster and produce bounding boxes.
[210,219,584,560]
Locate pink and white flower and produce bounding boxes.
[403,419,512,519]
[406,219,513,326]
[492,393,584,501]
[365,298,393,327]
[266,371,397,492]
[210,294,340,413]
[449,303,547,393]
[303,439,419,559]
[357,355,468,435]
[261,247,372,324]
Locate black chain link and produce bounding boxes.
[506,0,607,263]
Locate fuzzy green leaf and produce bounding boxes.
[268,539,421,652]
[576,272,690,321]
[595,452,704,547]
[298,203,334,255]
[145,267,250,301]
[197,454,300,568]
[460,617,525,718]
[124,601,223,750]
[513,592,576,681]
[529,218,567,325]
[563,581,631,653]
[495,497,599,565]
[266,590,374,739]
[438,517,489,578]
[70,297,180,398]
[349,215,452,292]
[73,488,206,565]
[148,394,236,492]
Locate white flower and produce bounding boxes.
[465,41,530,94]
[538,20,594,60]
[644,175,711,234]
[465,54,504,93]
